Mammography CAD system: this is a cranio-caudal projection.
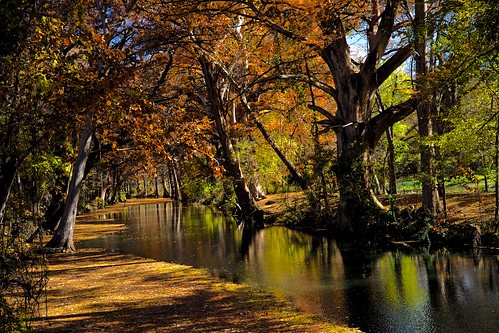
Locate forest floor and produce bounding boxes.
[31,198,361,333]
[261,191,499,227]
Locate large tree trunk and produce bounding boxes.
[335,126,383,234]
[221,127,263,226]
[42,175,68,231]
[46,116,94,252]
[415,0,439,216]
[310,0,414,234]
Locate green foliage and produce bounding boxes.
[182,178,219,204]
[182,177,237,212]
[464,0,499,44]
[180,157,237,212]
[1,216,47,333]
[372,71,418,191]
[378,69,413,107]
[282,137,337,229]
[237,137,295,195]
[0,295,31,333]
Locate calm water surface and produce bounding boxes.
[79,202,499,333]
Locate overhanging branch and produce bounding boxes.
[375,44,413,87]
[366,97,417,148]
[256,74,337,101]
[308,104,339,127]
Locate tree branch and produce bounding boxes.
[149,51,175,99]
[361,0,403,78]
[366,97,417,148]
[243,0,307,42]
[256,74,337,100]
[374,44,413,87]
[307,104,339,127]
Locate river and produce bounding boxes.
[79,202,499,333]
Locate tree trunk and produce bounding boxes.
[168,159,181,201]
[109,164,123,203]
[161,170,171,198]
[417,105,439,215]
[199,56,264,227]
[495,113,499,223]
[154,177,160,198]
[143,176,149,197]
[313,1,413,234]
[0,156,18,225]
[415,0,439,216]
[386,127,397,194]
[335,133,381,234]
[373,173,382,195]
[42,178,67,231]
[438,178,447,219]
[168,166,176,200]
[45,116,94,252]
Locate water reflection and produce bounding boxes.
[82,202,499,333]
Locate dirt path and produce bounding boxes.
[32,199,361,333]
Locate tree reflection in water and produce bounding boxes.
[80,202,499,333]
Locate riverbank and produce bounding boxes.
[259,192,499,248]
[32,198,361,333]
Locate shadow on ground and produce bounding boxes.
[32,248,352,333]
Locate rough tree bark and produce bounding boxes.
[415,0,439,216]
[45,116,94,252]
[161,169,171,198]
[386,127,397,194]
[495,101,499,227]
[168,159,181,201]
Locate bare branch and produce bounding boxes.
[362,0,403,77]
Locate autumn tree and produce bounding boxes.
[134,2,269,226]
[194,30,266,226]
[46,0,171,251]
[222,0,418,234]
[0,0,56,224]
[187,6,320,225]
[413,0,443,218]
